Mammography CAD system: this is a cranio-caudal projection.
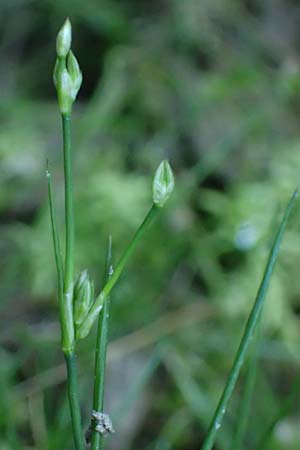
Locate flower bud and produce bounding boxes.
[73,271,94,327]
[56,18,71,58]
[56,65,74,115]
[152,160,175,207]
[67,50,82,100]
[53,21,82,115]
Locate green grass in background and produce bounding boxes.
[1,1,300,449]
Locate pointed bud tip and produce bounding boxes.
[56,17,72,58]
[152,160,175,207]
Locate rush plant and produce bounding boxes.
[48,18,297,450]
[48,19,174,450]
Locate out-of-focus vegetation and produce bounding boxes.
[2,1,300,449]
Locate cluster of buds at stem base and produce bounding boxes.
[53,18,82,115]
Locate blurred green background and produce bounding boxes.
[2,0,300,449]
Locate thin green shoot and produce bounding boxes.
[61,114,75,352]
[77,204,160,339]
[91,236,113,450]
[47,163,74,356]
[64,353,85,450]
[46,162,64,306]
[200,187,298,450]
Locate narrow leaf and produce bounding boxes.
[91,236,113,450]
[46,162,64,302]
[200,188,298,450]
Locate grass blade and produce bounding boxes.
[200,187,298,450]
[91,236,113,450]
[46,162,64,310]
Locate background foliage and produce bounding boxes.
[1,1,300,449]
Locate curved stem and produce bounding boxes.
[65,353,85,450]
[77,204,159,339]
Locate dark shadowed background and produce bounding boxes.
[2,1,300,449]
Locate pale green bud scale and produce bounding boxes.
[73,271,94,327]
[152,160,175,207]
[67,51,82,100]
[56,18,72,58]
[57,67,74,115]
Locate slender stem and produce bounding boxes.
[200,188,298,450]
[62,114,75,317]
[61,113,84,449]
[65,353,86,450]
[231,328,260,450]
[91,237,113,450]
[77,204,159,339]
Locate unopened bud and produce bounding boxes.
[73,271,94,327]
[67,50,82,100]
[56,18,71,58]
[152,160,175,207]
[53,21,82,115]
[55,65,74,115]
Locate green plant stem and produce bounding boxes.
[200,188,298,450]
[231,328,260,450]
[77,204,159,339]
[62,114,75,351]
[65,353,85,450]
[91,237,113,450]
[61,114,84,449]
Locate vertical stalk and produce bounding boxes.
[61,113,84,450]
[62,114,75,296]
[65,353,85,450]
[91,237,113,450]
